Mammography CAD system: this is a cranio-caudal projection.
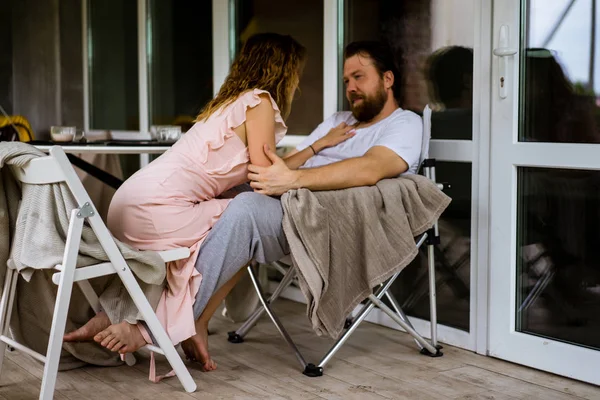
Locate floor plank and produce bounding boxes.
[0,299,598,400]
[441,365,583,400]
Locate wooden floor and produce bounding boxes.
[1,299,599,400]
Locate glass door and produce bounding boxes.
[489,0,600,385]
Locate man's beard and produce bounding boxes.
[349,85,387,122]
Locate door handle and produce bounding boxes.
[493,25,517,99]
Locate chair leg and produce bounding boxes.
[384,291,423,350]
[228,263,297,342]
[427,243,438,347]
[109,261,196,393]
[76,280,101,312]
[0,268,16,377]
[317,297,377,372]
[40,210,83,400]
[368,294,441,356]
[316,270,403,371]
[246,265,309,371]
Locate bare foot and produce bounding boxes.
[181,321,216,371]
[94,321,148,354]
[64,311,111,342]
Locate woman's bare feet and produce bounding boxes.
[64,311,111,342]
[181,320,216,371]
[94,321,148,354]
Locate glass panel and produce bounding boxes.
[342,0,475,331]
[342,0,474,140]
[234,0,323,134]
[148,0,213,130]
[391,162,472,331]
[521,0,600,143]
[517,167,600,350]
[88,0,139,130]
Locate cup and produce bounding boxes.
[50,126,76,142]
[151,125,182,143]
[73,130,87,143]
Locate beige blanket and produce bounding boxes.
[0,142,165,369]
[281,175,451,338]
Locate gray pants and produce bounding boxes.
[192,192,289,320]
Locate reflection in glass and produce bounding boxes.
[517,167,600,350]
[522,0,600,143]
[148,0,213,131]
[342,0,474,140]
[425,46,473,140]
[234,0,323,134]
[88,0,139,130]
[391,162,472,331]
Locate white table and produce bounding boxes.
[33,135,305,189]
[34,144,172,155]
[33,143,173,188]
[34,134,305,155]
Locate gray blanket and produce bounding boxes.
[0,142,165,369]
[281,175,451,338]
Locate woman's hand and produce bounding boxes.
[314,122,356,152]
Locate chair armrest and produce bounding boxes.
[158,248,191,262]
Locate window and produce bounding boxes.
[521,0,600,143]
[148,0,213,130]
[88,0,139,130]
[233,0,324,134]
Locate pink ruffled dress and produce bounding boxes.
[107,89,287,345]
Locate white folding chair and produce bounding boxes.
[0,146,197,399]
[227,105,445,376]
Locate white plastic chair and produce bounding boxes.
[0,146,197,399]
[227,105,445,376]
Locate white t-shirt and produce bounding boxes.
[296,108,423,175]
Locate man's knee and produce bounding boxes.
[225,192,282,227]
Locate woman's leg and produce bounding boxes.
[71,192,288,362]
[182,192,290,370]
[181,268,246,371]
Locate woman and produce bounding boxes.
[63,33,306,371]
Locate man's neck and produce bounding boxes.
[357,97,399,128]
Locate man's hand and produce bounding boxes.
[248,145,301,196]
[314,122,356,151]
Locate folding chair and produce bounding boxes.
[227,105,445,377]
[0,146,196,399]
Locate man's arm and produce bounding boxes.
[248,145,408,195]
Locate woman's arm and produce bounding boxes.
[245,94,278,167]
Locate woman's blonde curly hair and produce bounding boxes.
[196,33,306,122]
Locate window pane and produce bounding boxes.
[148,0,213,129]
[343,0,474,140]
[234,0,323,134]
[517,167,600,350]
[521,0,600,143]
[88,0,139,130]
[390,162,472,331]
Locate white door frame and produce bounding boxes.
[489,0,600,385]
